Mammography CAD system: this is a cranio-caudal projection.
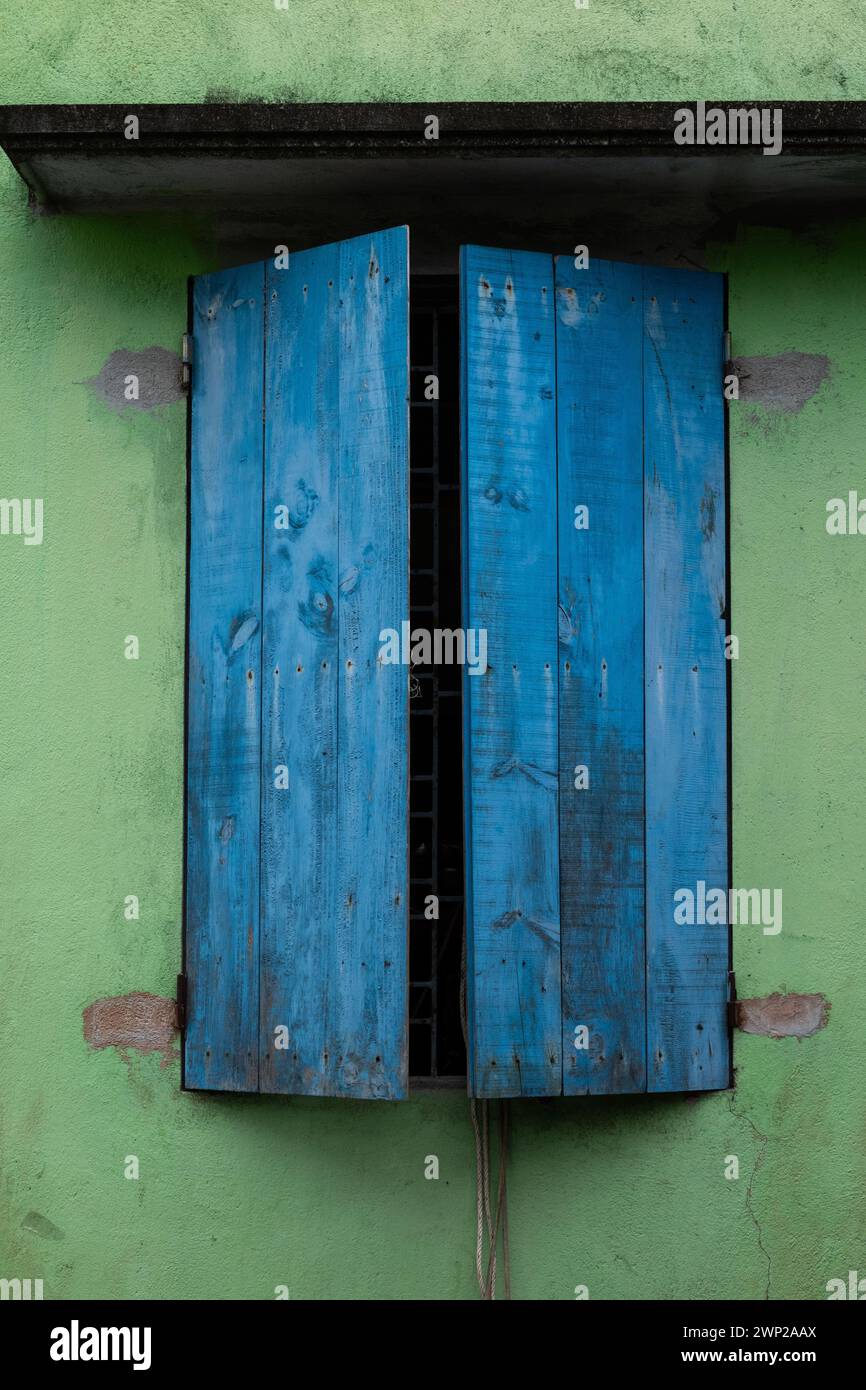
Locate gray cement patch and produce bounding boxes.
[731,352,830,412]
[85,346,184,411]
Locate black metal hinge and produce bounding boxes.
[726,970,738,1030]
[176,973,187,1032]
[181,333,193,392]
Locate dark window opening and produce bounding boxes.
[409,275,466,1082]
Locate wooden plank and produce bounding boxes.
[643,266,729,1092]
[185,262,265,1092]
[461,244,562,1098]
[259,240,340,1094]
[555,256,646,1095]
[334,227,410,1098]
[260,228,409,1099]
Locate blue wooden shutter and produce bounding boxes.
[185,228,410,1098]
[461,246,729,1099]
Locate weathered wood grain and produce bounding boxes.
[259,239,341,1095]
[185,262,265,1092]
[186,244,728,1101]
[335,227,410,1098]
[259,228,410,1099]
[643,266,729,1092]
[461,244,562,1098]
[556,256,647,1095]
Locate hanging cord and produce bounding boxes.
[493,1102,511,1299]
[461,925,511,1299]
[468,1097,489,1292]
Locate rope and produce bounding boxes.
[469,1098,485,1290]
[481,1100,494,1295]
[461,924,511,1299]
[493,1102,511,1300]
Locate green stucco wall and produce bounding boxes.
[2,1,866,102]
[2,5,865,1300]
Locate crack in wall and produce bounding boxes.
[728,1090,772,1299]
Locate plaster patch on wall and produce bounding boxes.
[21,1210,64,1240]
[83,992,179,1066]
[84,347,183,411]
[735,992,830,1038]
[731,352,830,412]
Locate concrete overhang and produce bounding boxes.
[2,102,866,268]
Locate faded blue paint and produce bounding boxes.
[461,249,729,1099]
[460,244,562,1099]
[333,228,410,1100]
[556,256,647,1095]
[187,231,410,1100]
[644,266,729,1092]
[186,244,726,1101]
[185,261,265,1092]
[260,237,341,1095]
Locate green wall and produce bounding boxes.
[1,5,865,1300]
[1,0,865,102]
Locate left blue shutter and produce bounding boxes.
[185,229,410,1098]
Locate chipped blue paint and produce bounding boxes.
[260,227,409,1099]
[185,261,265,1093]
[334,228,410,1099]
[461,244,562,1099]
[644,267,729,1093]
[461,248,729,1099]
[187,231,410,1100]
[186,241,726,1102]
[260,235,342,1097]
[556,256,647,1095]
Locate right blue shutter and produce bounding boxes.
[461,247,730,1098]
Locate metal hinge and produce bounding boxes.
[726,970,738,1030]
[176,973,187,1031]
[181,333,193,392]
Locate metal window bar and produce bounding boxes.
[409,277,466,1081]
